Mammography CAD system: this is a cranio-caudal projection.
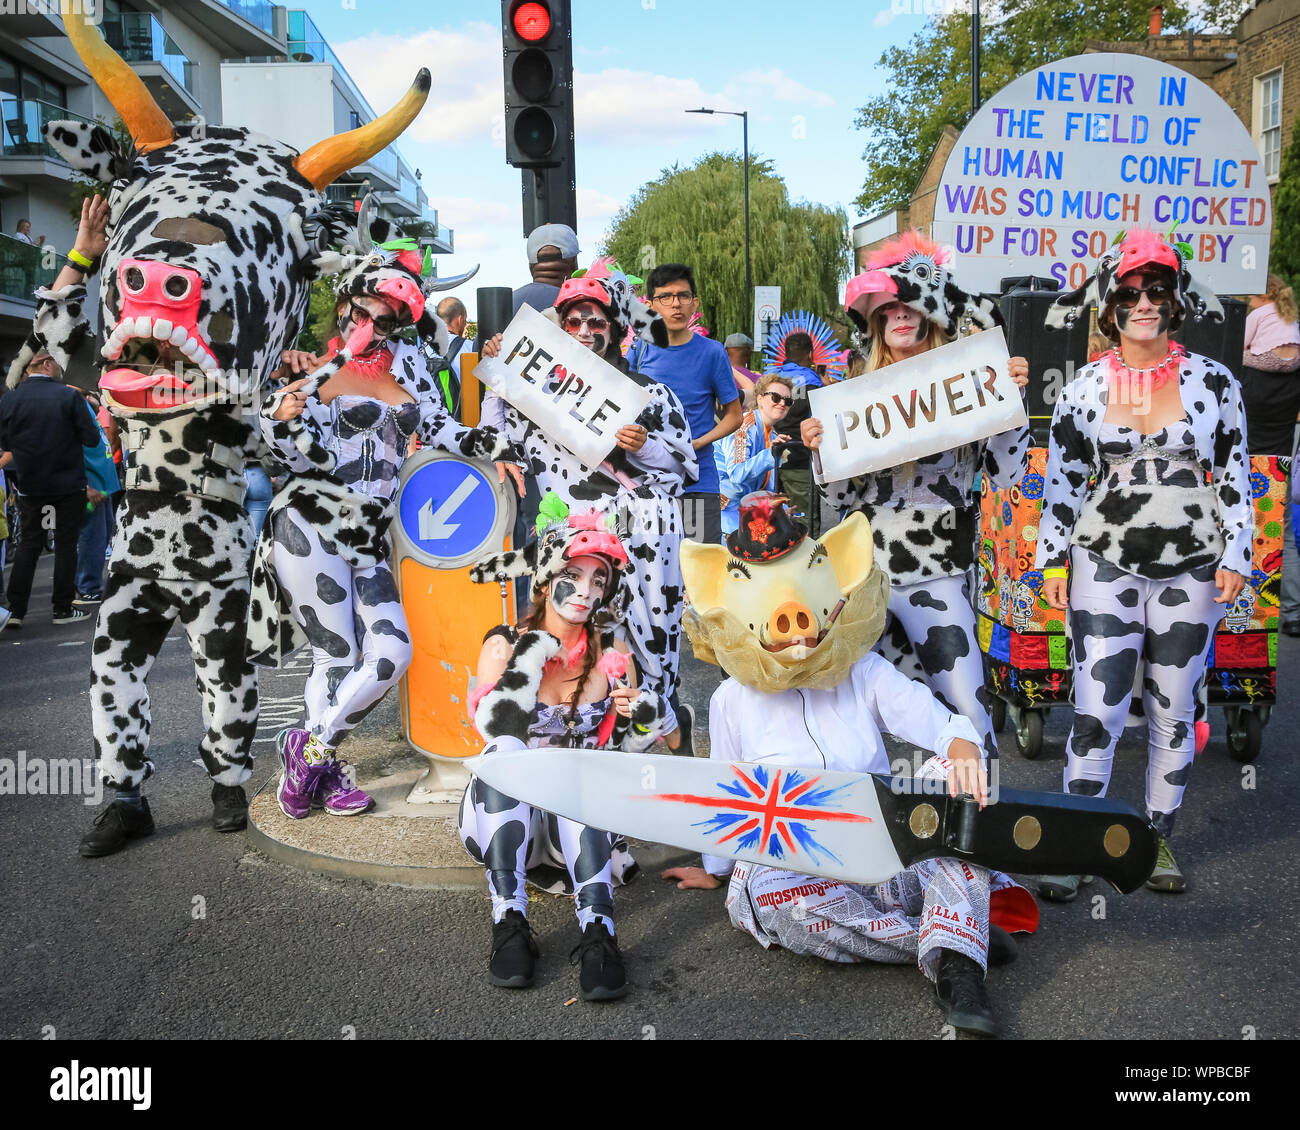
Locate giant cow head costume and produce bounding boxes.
[681,493,890,691]
[6,15,429,413]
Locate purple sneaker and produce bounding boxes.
[318,758,373,816]
[276,728,330,820]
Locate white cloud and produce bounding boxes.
[725,69,834,108]
[576,187,622,219]
[873,8,901,27]
[426,195,516,230]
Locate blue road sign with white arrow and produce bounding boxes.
[397,457,501,566]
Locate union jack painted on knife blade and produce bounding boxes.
[641,764,869,866]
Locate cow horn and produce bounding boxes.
[355,194,374,253]
[65,13,173,154]
[294,69,431,191]
[425,264,480,293]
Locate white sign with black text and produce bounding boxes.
[473,305,652,469]
[811,328,1026,483]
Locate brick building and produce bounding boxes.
[853,0,1300,269]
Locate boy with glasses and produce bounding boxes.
[715,373,794,537]
[631,264,741,544]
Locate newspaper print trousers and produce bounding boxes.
[725,856,992,980]
[876,573,998,760]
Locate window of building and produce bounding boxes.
[1257,69,1283,180]
[0,52,66,110]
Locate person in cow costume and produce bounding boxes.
[479,263,699,751]
[4,16,431,856]
[248,202,515,818]
[663,494,1040,1037]
[461,495,669,1000]
[1034,229,1250,897]
[800,230,1032,762]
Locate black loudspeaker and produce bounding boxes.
[998,287,1091,444]
[1172,296,1247,381]
[476,287,515,343]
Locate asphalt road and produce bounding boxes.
[1,556,1297,1042]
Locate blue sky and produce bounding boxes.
[302,0,931,320]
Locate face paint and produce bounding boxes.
[1113,272,1174,343]
[548,556,611,625]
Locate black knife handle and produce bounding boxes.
[872,776,1159,894]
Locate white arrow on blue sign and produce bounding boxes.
[397,457,502,566]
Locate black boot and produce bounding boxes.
[211,783,248,833]
[79,798,155,858]
[934,948,999,1038]
[987,923,1018,967]
[570,919,627,1001]
[489,909,539,988]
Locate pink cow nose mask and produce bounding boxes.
[100,258,221,409]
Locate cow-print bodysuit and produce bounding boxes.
[458,694,633,936]
[1038,353,1254,837]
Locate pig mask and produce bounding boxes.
[681,493,890,692]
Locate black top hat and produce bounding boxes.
[724,491,808,562]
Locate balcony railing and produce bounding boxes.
[104,12,195,95]
[1,97,99,162]
[0,233,59,303]
[217,0,275,35]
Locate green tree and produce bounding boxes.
[601,152,849,339]
[854,0,1193,216]
[1270,113,1300,294]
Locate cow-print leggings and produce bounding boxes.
[458,777,617,935]
[270,507,411,747]
[876,574,997,761]
[1065,547,1224,836]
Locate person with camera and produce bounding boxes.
[714,371,795,539]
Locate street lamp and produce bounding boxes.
[686,106,752,332]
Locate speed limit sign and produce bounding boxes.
[754,286,781,347]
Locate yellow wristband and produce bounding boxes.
[67,249,94,270]
[1041,567,1068,580]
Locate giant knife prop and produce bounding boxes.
[466,744,1159,892]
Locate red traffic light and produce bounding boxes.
[513,2,551,41]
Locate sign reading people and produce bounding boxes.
[931,53,1270,295]
[810,328,1026,483]
[474,304,652,468]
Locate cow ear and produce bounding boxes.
[680,540,731,612]
[821,511,875,596]
[44,121,123,181]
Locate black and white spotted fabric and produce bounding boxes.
[826,426,1031,586]
[1065,547,1224,837]
[1035,351,1253,578]
[876,574,998,760]
[92,572,257,789]
[482,373,697,707]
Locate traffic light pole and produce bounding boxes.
[522,126,577,234]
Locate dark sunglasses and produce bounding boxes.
[346,301,410,336]
[1112,284,1174,309]
[764,391,795,407]
[563,313,609,332]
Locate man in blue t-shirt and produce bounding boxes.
[629,264,741,545]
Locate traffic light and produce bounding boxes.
[501,0,573,170]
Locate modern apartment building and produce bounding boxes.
[0,1,451,363]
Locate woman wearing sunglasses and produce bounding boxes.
[800,231,1030,765]
[481,266,698,752]
[715,373,795,538]
[1034,229,1250,897]
[252,219,516,820]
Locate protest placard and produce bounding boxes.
[473,305,652,469]
[810,328,1026,483]
[931,52,1270,295]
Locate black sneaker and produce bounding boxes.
[73,592,104,606]
[674,703,697,757]
[79,798,155,858]
[52,607,92,625]
[211,783,248,833]
[489,909,539,988]
[570,920,627,1001]
[987,923,1017,968]
[934,948,998,1038]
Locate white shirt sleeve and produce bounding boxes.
[853,654,983,762]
